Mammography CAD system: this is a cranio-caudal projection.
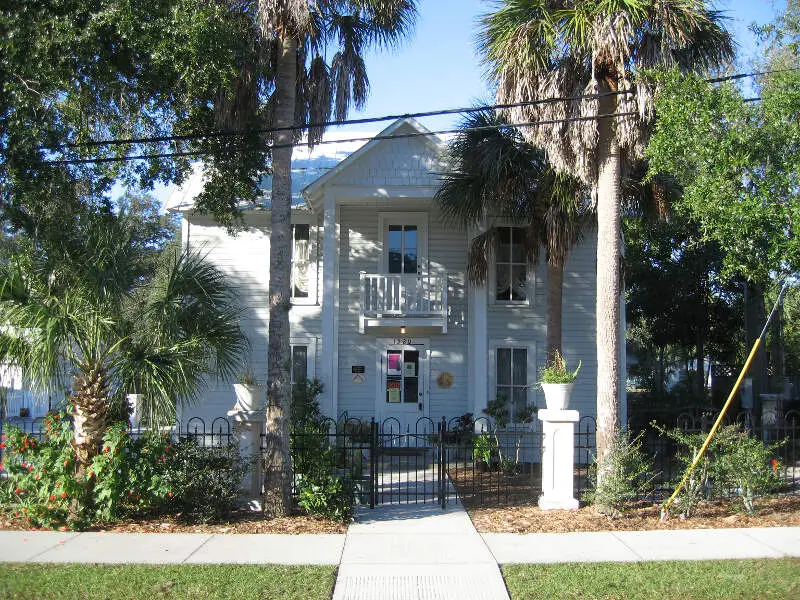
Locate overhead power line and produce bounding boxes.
[47,111,640,166]
[46,90,636,151]
[42,66,800,153]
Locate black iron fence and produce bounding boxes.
[3,410,798,509]
[0,416,233,474]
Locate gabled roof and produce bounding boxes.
[166,118,443,214]
[301,117,444,208]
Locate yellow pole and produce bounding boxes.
[661,280,789,519]
[661,337,761,517]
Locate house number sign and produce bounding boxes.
[392,337,414,345]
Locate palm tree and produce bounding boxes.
[434,110,589,360]
[257,0,417,516]
[0,207,247,521]
[478,0,734,472]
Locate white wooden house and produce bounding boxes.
[168,118,625,430]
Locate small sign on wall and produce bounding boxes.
[352,365,365,384]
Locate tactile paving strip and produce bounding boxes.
[333,574,506,600]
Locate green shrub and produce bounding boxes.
[1,412,245,528]
[1,412,173,529]
[658,424,784,516]
[288,379,355,521]
[585,431,655,517]
[161,437,246,523]
[711,426,783,514]
[2,411,84,528]
[296,474,356,522]
[472,433,496,466]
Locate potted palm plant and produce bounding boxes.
[538,351,581,410]
[233,369,265,412]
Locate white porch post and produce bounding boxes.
[321,192,338,418]
[468,226,488,420]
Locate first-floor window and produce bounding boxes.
[495,347,529,423]
[290,344,308,395]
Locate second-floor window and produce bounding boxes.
[496,227,527,302]
[388,225,418,274]
[291,224,310,299]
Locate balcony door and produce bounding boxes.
[380,213,428,275]
[379,213,428,314]
[377,338,429,433]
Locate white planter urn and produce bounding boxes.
[540,383,573,411]
[126,393,144,427]
[233,384,265,412]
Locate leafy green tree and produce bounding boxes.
[434,109,589,360]
[646,70,800,286]
[625,215,742,400]
[255,0,417,516]
[478,0,734,472]
[1,0,270,229]
[0,205,248,522]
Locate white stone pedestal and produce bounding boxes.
[227,410,265,509]
[538,409,580,510]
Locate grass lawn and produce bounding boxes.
[503,558,800,600]
[0,563,336,600]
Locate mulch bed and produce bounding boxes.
[0,509,347,534]
[468,496,800,533]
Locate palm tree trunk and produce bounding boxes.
[70,366,112,522]
[595,87,622,483]
[263,32,296,517]
[546,261,564,361]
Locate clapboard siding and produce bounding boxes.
[178,212,322,423]
[333,134,444,188]
[335,205,470,422]
[171,119,604,426]
[485,231,598,419]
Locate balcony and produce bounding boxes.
[359,272,448,334]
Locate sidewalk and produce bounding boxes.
[333,502,510,600]
[0,530,344,565]
[1,513,798,589]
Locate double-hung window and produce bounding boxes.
[495,226,528,303]
[291,224,311,300]
[490,341,535,423]
[289,338,317,399]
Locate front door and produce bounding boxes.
[378,338,429,433]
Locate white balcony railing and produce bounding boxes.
[359,272,447,333]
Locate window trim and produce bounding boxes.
[378,212,428,275]
[290,217,319,305]
[488,339,537,423]
[489,226,535,307]
[289,337,318,384]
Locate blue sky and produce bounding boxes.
[145,0,784,204]
[351,0,783,134]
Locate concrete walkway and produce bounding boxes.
[483,527,800,564]
[1,513,798,600]
[333,502,510,600]
[0,530,344,565]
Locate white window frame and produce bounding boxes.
[489,225,535,307]
[488,339,537,423]
[290,216,319,305]
[290,336,318,384]
[378,212,428,275]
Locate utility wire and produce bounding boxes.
[47,90,635,151]
[42,67,799,153]
[47,111,639,166]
